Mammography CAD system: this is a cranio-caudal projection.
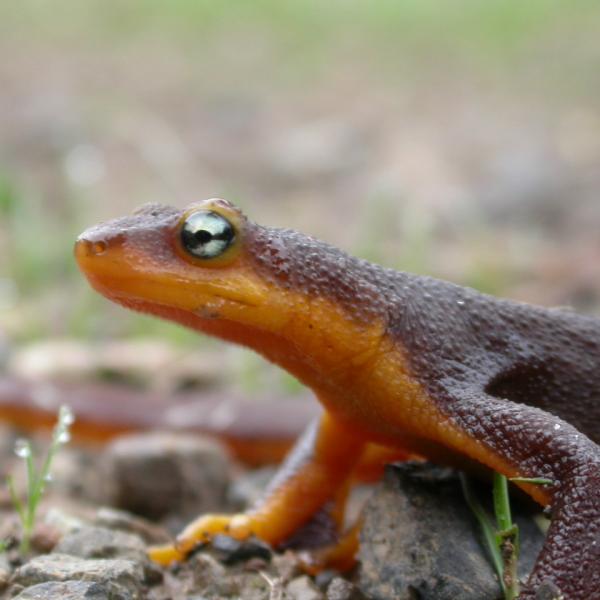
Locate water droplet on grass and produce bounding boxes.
[14,439,31,458]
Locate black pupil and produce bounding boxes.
[195,229,213,244]
[181,211,235,258]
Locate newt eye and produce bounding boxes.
[180,211,236,259]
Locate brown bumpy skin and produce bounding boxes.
[75,199,600,599]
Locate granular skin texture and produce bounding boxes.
[248,215,600,597]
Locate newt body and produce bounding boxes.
[76,199,600,599]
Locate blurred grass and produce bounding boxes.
[2,0,599,77]
[1,0,598,350]
[1,187,78,292]
[0,174,201,344]
[3,1,597,44]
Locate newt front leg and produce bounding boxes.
[150,410,366,566]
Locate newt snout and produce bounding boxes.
[75,207,141,261]
[75,238,108,258]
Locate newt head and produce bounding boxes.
[75,198,391,395]
[75,198,277,330]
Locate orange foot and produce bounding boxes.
[149,513,258,566]
[148,511,360,575]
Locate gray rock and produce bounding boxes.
[358,463,545,600]
[54,526,146,562]
[53,526,164,586]
[188,554,230,596]
[105,432,231,522]
[286,575,324,600]
[185,554,272,599]
[12,554,143,599]
[13,580,111,600]
[94,507,170,545]
[50,447,115,505]
[44,508,88,536]
[326,578,365,600]
[534,580,563,600]
[0,551,11,592]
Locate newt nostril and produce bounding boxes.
[75,238,108,259]
[91,240,108,255]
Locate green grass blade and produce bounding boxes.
[509,477,553,486]
[7,406,74,556]
[493,472,512,533]
[493,474,520,600]
[459,473,506,593]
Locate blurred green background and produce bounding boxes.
[1,0,599,352]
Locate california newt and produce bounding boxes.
[75,199,600,599]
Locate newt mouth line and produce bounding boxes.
[89,274,264,311]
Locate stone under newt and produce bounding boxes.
[75,198,600,599]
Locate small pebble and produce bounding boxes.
[106,432,231,521]
[326,577,365,600]
[286,575,324,600]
